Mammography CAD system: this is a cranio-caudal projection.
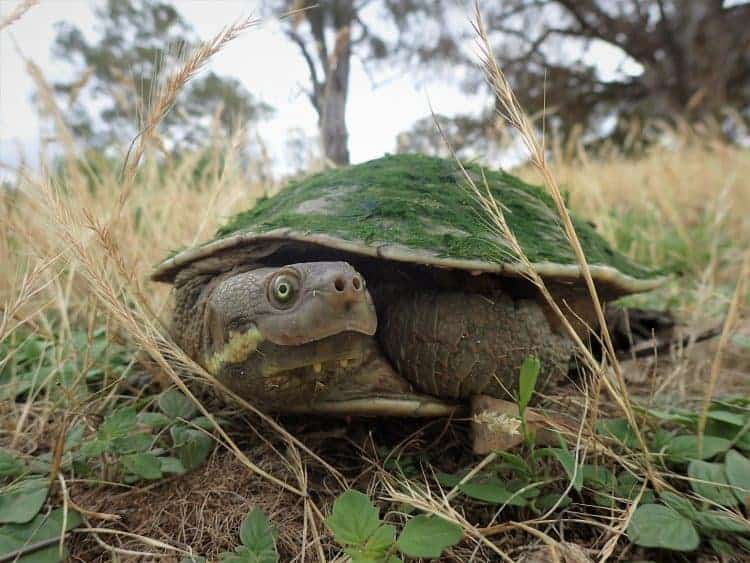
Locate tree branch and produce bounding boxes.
[305,4,330,80]
[555,0,656,63]
[285,28,322,113]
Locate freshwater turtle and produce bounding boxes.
[151,154,662,418]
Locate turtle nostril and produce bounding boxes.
[352,276,361,290]
[334,277,345,292]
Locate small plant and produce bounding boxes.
[611,399,750,554]
[181,507,279,563]
[0,508,82,563]
[0,448,82,562]
[0,328,131,405]
[218,507,278,563]
[517,355,540,447]
[0,476,50,524]
[326,490,463,562]
[628,487,750,553]
[67,389,217,483]
[155,388,218,472]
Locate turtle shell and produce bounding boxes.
[152,154,663,294]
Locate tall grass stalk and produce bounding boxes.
[463,4,657,485]
[0,0,38,30]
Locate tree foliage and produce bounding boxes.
[398,0,750,154]
[52,0,272,151]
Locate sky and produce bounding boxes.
[0,0,485,177]
[0,0,636,179]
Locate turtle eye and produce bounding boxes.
[270,273,299,307]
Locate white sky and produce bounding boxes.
[0,0,636,178]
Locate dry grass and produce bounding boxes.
[1,4,749,562]
[0,0,38,31]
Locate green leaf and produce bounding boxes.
[0,478,49,523]
[704,420,745,441]
[326,490,382,546]
[172,428,214,471]
[666,435,731,462]
[627,504,699,551]
[160,457,186,475]
[113,432,152,454]
[99,407,137,441]
[0,450,24,478]
[538,445,583,493]
[693,510,750,534]
[121,453,163,480]
[581,465,616,490]
[725,449,750,505]
[344,525,396,563]
[170,425,190,447]
[517,356,540,413]
[191,416,219,431]
[0,508,81,563]
[63,422,86,453]
[138,412,172,429]
[736,430,750,454]
[159,390,198,420]
[458,476,530,507]
[435,472,462,487]
[493,451,532,477]
[706,409,746,427]
[362,524,395,554]
[644,407,694,425]
[659,491,698,519]
[239,508,277,562]
[346,551,400,563]
[615,471,655,504]
[221,545,274,563]
[649,428,676,452]
[80,439,108,459]
[533,493,571,513]
[596,418,638,449]
[708,538,735,556]
[396,515,462,558]
[688,460,738,506]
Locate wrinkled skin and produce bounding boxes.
[172,261,573,415]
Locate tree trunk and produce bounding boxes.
[320,24,351,165]
[319,2,352,166]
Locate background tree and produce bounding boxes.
[273,0,459,165]
[52,0,272,152]
[396,110,510,160]
[396,0,750,154]
[275,0,356,165]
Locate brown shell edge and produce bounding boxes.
[150,228,667,294]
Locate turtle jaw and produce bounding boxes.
[257,331,373,378]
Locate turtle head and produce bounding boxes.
[202,262,377,397]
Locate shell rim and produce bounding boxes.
[150,228,667,293]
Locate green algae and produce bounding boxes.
[214,154,656,279]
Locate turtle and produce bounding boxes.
[151,154,663,420]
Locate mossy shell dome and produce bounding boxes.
[152,154,663,293]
